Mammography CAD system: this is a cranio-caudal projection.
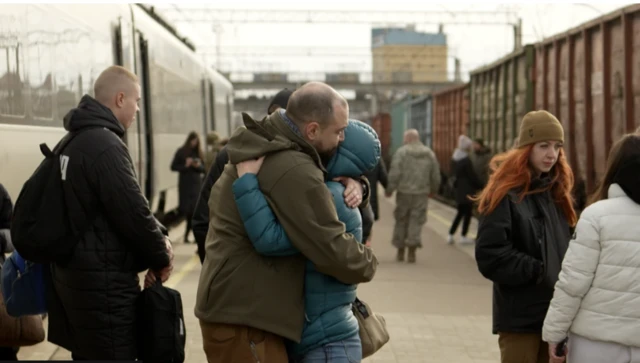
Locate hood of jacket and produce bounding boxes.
[325,119,380,179]
[63,95,125,136]
[452,148,468,161]
[226,111,325,172]
[452,135,473,161]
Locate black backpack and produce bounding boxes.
[10,129,91,265]
[137,280,186,363]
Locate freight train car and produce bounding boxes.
[390,96,410,155]
[468,45,535,155]
[371,112,392,166]
[408,95,433,148]
[466,4,640,210]
[432,83,470,176]
[533,3,640,196]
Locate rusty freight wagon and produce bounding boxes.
[468,4,640,207]
[409,95,434,148]
[432,83,470,176]
[371,112,392,166]
[468,45,535,155]
[533,3,640,197]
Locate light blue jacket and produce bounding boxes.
[232,119,380,355]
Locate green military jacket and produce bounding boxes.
[387,141,441,195]
[194,111,378,342]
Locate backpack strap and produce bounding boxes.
[40,127,106,158]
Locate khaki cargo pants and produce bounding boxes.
[200,321,288,363]
[498,332,549,363]
[392,192,429,249]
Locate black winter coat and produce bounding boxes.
[364,159,388,220]
[193,146,228,263]
[475,178,571,334]
[451,156,483,205]
[171,147,205,216]
[47,95,171,359]
[360,203,374,242]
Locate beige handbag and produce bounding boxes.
[0,290,45,346]
[352,297,389,358]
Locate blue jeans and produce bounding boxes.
[292,334,362,363]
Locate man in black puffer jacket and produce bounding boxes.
[46,66,173,360]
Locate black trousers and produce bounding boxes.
[184,215,193,242]
[449,203,473,237]
[0,346,18,361]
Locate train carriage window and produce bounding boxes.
[54,25,95,120]
[26,11,55,121]
[0,45,25,117]
[89,30,114,98]
[27,47,53,120]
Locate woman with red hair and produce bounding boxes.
[473,110,577,363]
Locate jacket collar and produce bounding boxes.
[609,183,627,199]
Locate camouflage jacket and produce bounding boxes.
[387,141,441,195]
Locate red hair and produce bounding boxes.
[472,144,577,227]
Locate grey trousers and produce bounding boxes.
[569,333,640,363]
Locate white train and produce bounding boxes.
[0,4,234,221]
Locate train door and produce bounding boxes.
[114,18,144,182]
[200,79,209,134]
[133,32,154,203]
[209,81,216,131]
[226,94,232,134]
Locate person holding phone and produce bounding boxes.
[543,134,640,363]
[171,131,205,243]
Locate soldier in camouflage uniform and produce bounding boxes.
[385,129,441,263]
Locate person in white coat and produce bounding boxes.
[542,133,640,363]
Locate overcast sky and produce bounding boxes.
[153,1,629,97]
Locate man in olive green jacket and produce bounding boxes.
[195,82,378,363]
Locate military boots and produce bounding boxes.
[396,248,405,262]
[407,247,417,263]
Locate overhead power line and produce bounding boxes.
[153,7,518,26]
[198,46,452,57]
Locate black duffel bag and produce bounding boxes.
[137,279,186,363]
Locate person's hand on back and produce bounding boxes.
[236,156,265,177]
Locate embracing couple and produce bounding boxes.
[195,82,380,363]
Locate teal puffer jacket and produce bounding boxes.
[232,119,380,355]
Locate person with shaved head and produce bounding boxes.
[195,81,377,362]
[385,128,441,263]
[44,65,173,360]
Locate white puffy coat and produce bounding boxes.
[543,183,640,346]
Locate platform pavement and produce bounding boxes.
[18,193,499,362]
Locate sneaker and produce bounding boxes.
[447,235,455,245]
[460,236,475,244]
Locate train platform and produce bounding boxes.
[17,194,499,362]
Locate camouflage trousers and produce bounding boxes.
[392,192,429,249]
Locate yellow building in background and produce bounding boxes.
[372,26,448,83]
